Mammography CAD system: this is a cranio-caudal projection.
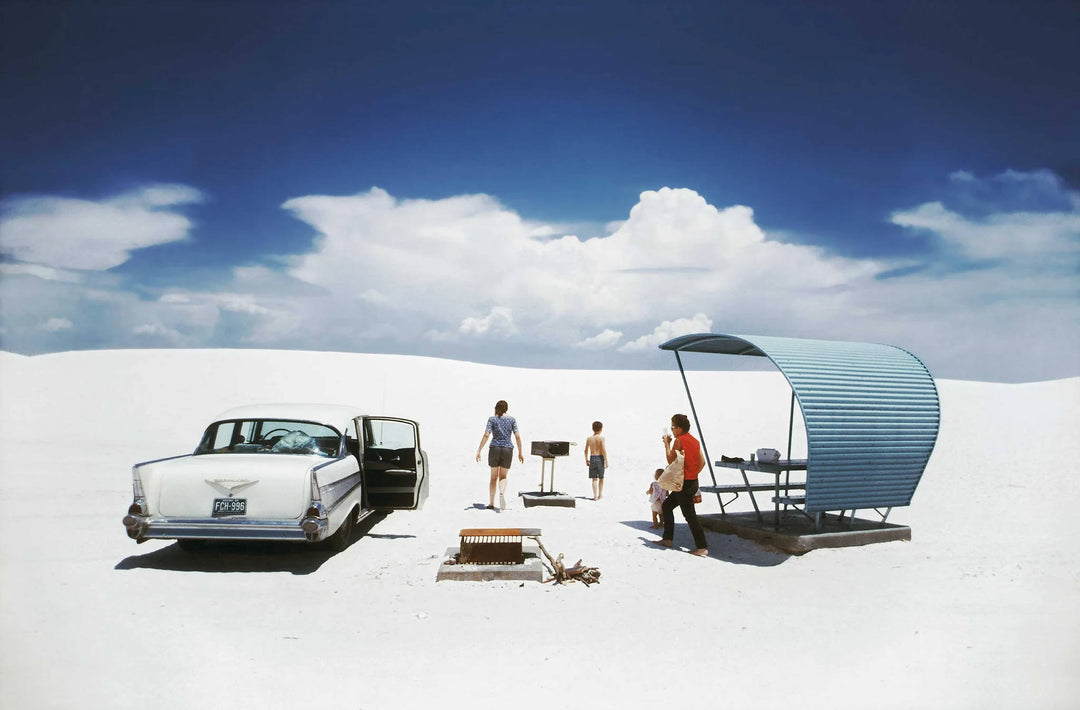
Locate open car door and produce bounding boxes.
[357,417,428,510]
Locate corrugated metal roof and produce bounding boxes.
[660,333,939,512]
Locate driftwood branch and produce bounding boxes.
[527,536,601,586]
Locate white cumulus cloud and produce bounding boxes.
[1,174,1076,382]
[576,329,623,350]
[266,180,1076,379]
[39,317,73,332]
[619,313,714,352]
[891,201,1080,263]
[0,184,204,270]
[895,169,1080,264]
[133,323,183,340]
[460,306,517,337]
[279,186,881,351]
[0,263,82,283]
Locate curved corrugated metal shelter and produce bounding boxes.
[660,333,940,513]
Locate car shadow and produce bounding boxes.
[115,511,391,575]
[620,519,792,567]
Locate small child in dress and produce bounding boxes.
[646,468,668,529]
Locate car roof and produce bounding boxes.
[213,403,365,432]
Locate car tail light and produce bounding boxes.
[301,502,326,534]
[126,466,148,523]
[132,466,145,500]
[123,468,149,534]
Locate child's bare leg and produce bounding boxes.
[591,478,598,500]
[597,478,604,500]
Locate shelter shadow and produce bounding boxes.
[621,519,792,567]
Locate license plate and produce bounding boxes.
[212,497,247,516]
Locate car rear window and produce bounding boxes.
[197,419,341,457]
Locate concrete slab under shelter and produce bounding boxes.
[700,511,911,555]
[436,544,546,582]
[519,491,576,508]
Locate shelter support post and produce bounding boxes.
[786,390,795,462]
[673,351,724,513]
[783,390,795,513]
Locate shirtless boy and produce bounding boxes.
[584,421,608,500]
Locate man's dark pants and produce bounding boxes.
[661,478,707,549]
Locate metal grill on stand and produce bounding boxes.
[531,440,570,491]
[520,440,576,508]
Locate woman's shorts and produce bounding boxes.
[488,446,514,469]
[588,455,605,479]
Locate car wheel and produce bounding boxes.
[177,539,208,552]
[325,510,354,552]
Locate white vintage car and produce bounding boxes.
[122,403,429,551]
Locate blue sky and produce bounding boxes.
[1,0,1077,382]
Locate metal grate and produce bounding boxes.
[458,527,541,565]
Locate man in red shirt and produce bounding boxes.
[656,413,708,556]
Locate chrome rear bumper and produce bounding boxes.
[125,516,325,542]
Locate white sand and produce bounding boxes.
[1,349,1077,709]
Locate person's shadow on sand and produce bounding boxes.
[621,520,791,567]
[115,511,391,575]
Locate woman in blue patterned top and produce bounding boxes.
[475,399,524,511]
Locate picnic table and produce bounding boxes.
[703,458,808,530]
